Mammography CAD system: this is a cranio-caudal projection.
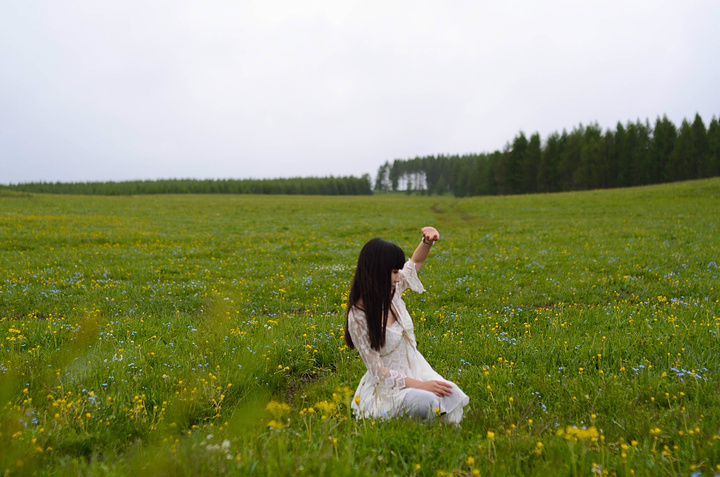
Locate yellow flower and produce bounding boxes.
[557,425,600,441]
[266,400,291,418]
[487,431,495,440]
[466,456,475,465]
[267,419,283,430]
[314,400,337,415]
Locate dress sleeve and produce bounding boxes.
[348,308,406,392]
[396,260,426,294]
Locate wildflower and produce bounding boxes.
[466,456,475,465]
[314,400,337,415]
[267,419,283,430]
[557,425,599,441]
[487,431,495,440]
[534,441,543,456]
[266,400,291,419]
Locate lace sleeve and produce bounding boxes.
[396,260,426,294]
[348,308,406,392]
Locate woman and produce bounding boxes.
[345,226,469,423]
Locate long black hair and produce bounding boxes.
[345,238,405,351]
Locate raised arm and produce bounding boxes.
[410,226,439,272]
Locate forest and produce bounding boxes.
[376,113,720,196]
[5,113,719,198]
[1,175,373,196]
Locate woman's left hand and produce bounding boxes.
[421,226,439,244]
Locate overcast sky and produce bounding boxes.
[2,1,719,184]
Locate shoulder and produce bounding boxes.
[348,305,366,323]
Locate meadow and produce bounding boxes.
[1,179,719,476]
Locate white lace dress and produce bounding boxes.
[348,260,469,423]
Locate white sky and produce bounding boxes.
[2,1,719,184]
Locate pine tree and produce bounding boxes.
[648,116,677,183]
[509,132,528,194]
[707,116,720,177]
[691,113,709,178]
[666,119,694,182]
[558,127,583,191]
[538,132,561,193]
[523,133,541,194]
[578,123,603,190]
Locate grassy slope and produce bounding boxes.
[1,179,719,476]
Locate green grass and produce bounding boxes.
[1,179,719,476]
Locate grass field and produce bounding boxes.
[1,179,719,476]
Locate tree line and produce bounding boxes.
[375,113,720,196]
[1,176,373,196]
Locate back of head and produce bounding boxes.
[345,238,405,350]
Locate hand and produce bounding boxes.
[421,226,439,244]
[420,380,453,397]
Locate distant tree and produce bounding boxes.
[614,122,631,187]
[558,127,583,191]
[578,123,603,190]
[508,132,528,194]
[537,132,560,193]
[523,133,541,194]
[635,120,652,185]
[691,113,709,178]
[375,162,391,191]
[493,144,512,195]
[666,119,694,182]
[648,115,677,183]
[389,160,402,191]
[483,152,500,195]
[707,116,720,177]
[595,128,616,189]
[617,120,644,187]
